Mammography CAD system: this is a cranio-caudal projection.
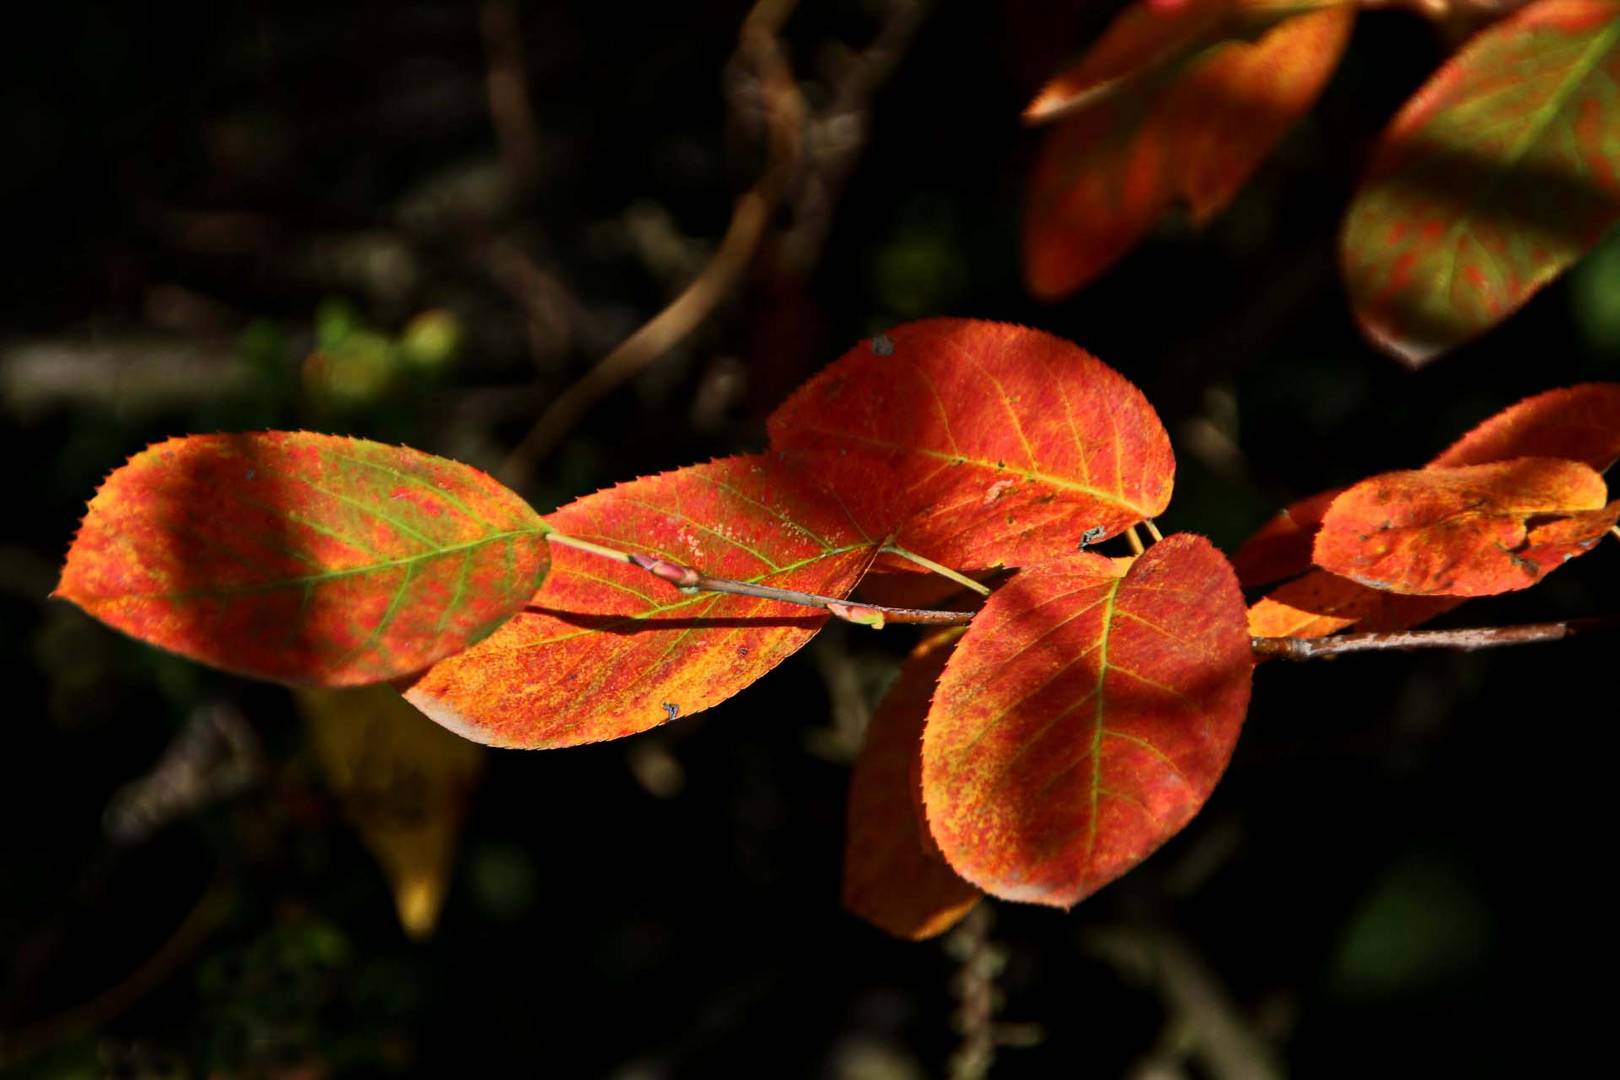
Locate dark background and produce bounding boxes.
[4,1,1619,1076]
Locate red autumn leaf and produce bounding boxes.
[401,454,879,748]
[54,432,550,686]
[1023,0,1353,298]
[844,630,981,940]
[1431,382,1620,470]
[922,535,1253,908]
[768,319,1175,571]
[1342,0,1620,364]
[1023,0,1236,125]
[1312,458,1616,596]
[1240,383,1620,635]
[1230,488,1340,586]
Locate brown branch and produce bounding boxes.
[499,0,805,489]
[777,0,927,273]
[546,533,973,627]
[1252,617,1619,661]
[630,553,971,627]
[480,0,544,193]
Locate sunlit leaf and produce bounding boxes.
[768,319,1174,571]
[55,432,550,686]
[1242,383,1620,634]
[843,631,981,940]
[1313,458,1616,596]
[299,685,484,940]
[1246,573,1461,637]
[1343,0,1620,364]
[1431,382,1620,470]
[922,535,1252,907]
[1024,0,1353,297]
[402,454,880,748]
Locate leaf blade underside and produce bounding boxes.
[401,454,880,749]
[55,431,549,685]
[922,535,1253,908]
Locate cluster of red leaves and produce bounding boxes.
[1024,0,1620,364]
[53,321,1620,938]
[1239,383,1620,641]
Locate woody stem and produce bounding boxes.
[546,532,974,627]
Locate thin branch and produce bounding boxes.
[552,537,1619,652]
[480,0,544,192]
[545,532,973,627]
[1252,617,1619,661]
[500,0,805,488]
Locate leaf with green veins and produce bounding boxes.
[55,432,549,685]
[921,535,1252,908]
[401,454,882,748]
[768,319,1175,572]
[1343,0,1620,364]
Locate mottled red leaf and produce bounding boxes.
[768,319,1174,571]
[401,454,879,748]
[1024,0,1353,297]
[922,535,1253,908]
[55,432,549,686]
[844,631,982,940]
[1313,458,1615,596]
[1343,0,1620,364]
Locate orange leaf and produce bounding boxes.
[1342,0,1620,364]
[401,454,879,748]
[1023,0,1236,125]
[1246,573,1461,638]
[1241,383,1620,634]
[1312,458,1615,596]
[768,319,1174,571]
[54,432,550,686]
[1024,0,1353,298]
[1432,382,1620,470]
[843,631,981,940]
[1230,488,1339,586]
[922,535,1253,908]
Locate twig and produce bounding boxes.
[480,0,544,193]
[500,0,805,488]
[1252,617,1618,661]
[776,0,928,273]
[546,532,973,627]
[946,903,998,1080]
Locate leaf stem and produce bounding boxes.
[881,544,992,596]
[1252,617,1619,661]
[1143,519,1164,543]
[545,531,636,564]
[1125,526,1145,556]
